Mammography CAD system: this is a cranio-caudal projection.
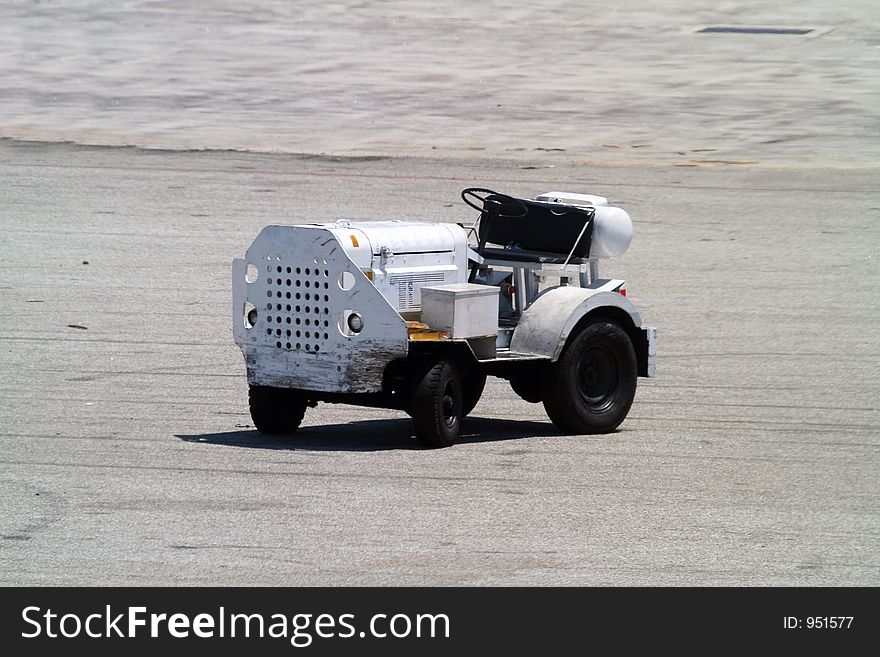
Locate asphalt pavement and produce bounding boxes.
[0,141,877,585]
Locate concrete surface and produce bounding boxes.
[0,140,877,585]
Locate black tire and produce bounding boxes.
[411,359,462,448]
[509,372,543,403]
[462,372,487,417]
[248,385,308,435]
[542,321,637,434]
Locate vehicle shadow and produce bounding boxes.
[176,416,562,452]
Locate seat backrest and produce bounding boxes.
[479,195,594,258]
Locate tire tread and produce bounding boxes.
[411,360,461,448]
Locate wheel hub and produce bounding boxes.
[442,382,458,429]
[577,345,619,412]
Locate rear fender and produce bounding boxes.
[511,284,655,376]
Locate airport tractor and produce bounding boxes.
[233,188,656,447]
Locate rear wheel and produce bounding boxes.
[411,359,462,448]
[542,321,637,434]
[248,385,308,435]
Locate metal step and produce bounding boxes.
[478,348,549,363]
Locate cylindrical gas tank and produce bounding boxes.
[590,206,633,259]
[327,220,465,266]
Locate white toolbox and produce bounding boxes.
[420,283,499,338]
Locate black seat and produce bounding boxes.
[478,195,594,263]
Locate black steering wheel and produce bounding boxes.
[461,188,528,218]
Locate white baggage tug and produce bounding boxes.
[233,188,656,448]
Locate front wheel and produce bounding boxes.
[542,321,637,434]
[249,385,308,435]
[411,359,463,448]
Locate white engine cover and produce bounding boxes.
[327,221,469,312]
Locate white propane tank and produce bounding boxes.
[590,206,633,259]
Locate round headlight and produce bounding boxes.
[247,308,258,327]
[347,313,364,333]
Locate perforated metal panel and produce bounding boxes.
[262,262,333,353]
[233,226,408,394]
